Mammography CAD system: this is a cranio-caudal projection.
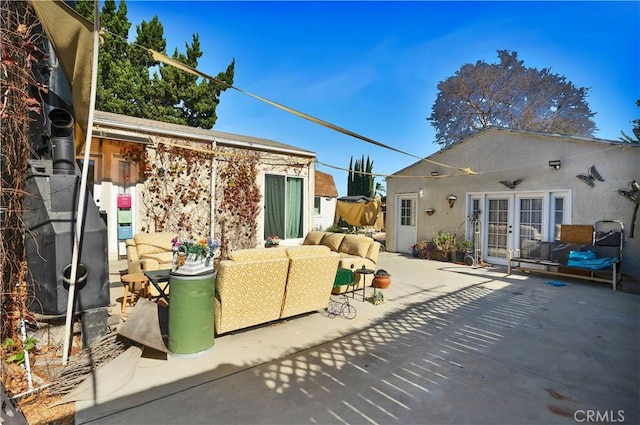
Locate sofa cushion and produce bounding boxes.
[134,232,174,256]
[140,251,174,265]
[339,235,371,258]
[303,231,326,246]
[215,257,290,334]
[286,245,331,258]
[320,233,346,251]
[228,247,287,262]
[338,254,375,271]
[280,248,339,319]
[366,241,381,264]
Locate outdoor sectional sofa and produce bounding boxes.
[302,231,381,294]
[125,232,174,274]
[214,245,340,335]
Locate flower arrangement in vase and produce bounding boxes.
[172,236,220,275]
[264,235,280,248]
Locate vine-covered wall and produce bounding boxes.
[122,139,313,259]
[139,139,214,237]
[214,146,312,257]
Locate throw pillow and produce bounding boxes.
[339,235,370,258]
[320,233,346,251]
[303,231,325,245]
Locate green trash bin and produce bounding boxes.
[168,270,216,357]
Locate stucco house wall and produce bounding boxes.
[386,127,640,278]
[313,170,338,231]
[87,111,316,260]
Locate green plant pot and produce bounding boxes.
[168,271,215,357]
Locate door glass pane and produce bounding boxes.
[472,199,481,220]
[285,177,303,239]
[519,197,544,257]
[487,199,508,258]
[400,198,414,226]
[553,197,564,241]
[264,175,285,239]
[314,196,321,215]
[265,175,304,240]
[519,197,543,241]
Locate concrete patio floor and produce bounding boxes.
[76,252,639,424]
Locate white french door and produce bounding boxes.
[396,193,418,254]
[476,191,568,266]
[485,196,513,264]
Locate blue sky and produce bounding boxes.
[124,1,639,196]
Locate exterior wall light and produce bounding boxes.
[418,187,424,198]
[431,171,439,177]
[549,160,561,170]
[425,208,435,216]
[447,195,457,208]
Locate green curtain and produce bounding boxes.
[285,177,303,239]
[264,175,285,239]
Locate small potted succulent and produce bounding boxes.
[264,235,280,248]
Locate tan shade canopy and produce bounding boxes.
[335,198,382,227]
[31,0,95,153]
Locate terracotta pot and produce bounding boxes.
[373,275,391,289]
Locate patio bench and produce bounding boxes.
[507,241,621,290]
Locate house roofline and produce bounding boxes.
[388,127,637,178]
[93,110,316,158]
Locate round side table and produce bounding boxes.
[354,267,375,302]
[120,273,150,313]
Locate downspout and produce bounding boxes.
[210,139,217,241]
[308,159,315,235]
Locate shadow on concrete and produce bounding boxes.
[78,267,639,424]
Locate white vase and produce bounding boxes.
[172,252,214,275]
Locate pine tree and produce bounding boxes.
[347,155,375,198]
[75,0,234,128]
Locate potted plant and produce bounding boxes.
[264,235,280,248]
[367,289,384,305]
[433,232,456,261]
[414,240,437,259]
[372,269,391,289]
[172,236,220,274]
[454,239,473,263]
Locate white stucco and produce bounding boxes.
[313,196,337,231]
[386,128,640,278]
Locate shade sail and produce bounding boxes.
[31,0,94,153]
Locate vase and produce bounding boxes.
[172,252,214,275]
[373,275,391,289]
